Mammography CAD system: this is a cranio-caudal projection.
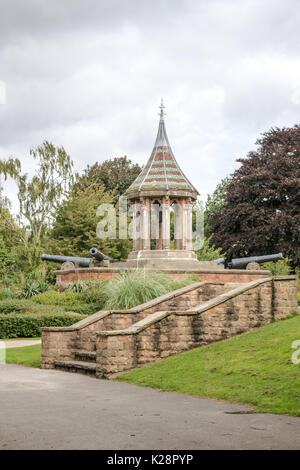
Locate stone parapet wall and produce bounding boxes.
[95,277,297,378]
[55,267,270,288]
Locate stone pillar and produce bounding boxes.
[173,201,182,250]
[162,198,170,250]
[180,200,185,250]
[151,203,160,249]
[141,198,151,250]
[184,201,193,250]
[132,202,142,251]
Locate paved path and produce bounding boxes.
[0,364,299,450]
[3,339,41,349]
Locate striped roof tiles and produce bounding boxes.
[126,101,198,195]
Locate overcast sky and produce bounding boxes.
[0,0,300,212]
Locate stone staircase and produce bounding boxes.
[43,281,230,377]
[41,277,297,378]
[54,350,97,377]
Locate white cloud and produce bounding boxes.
[0,0,299,212]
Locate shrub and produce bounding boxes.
[261,259,292,276]
[195,236,225,261]
[64,280,108,309]
[65,281,88,293]
[0,299,32,314]
[32,290,82,306]
[0,312,86,338]
[19,280,51,299]
[79,280,108,307]
[102,270,198,310]
[67,303,100,315]
[0,288,15,300]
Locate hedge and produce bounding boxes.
[0,312,86,338]
[32,290,82,306]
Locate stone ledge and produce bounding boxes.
[95,276,297,337]
[55,267,271,275]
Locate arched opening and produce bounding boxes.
[171,200,182,250]
[135,210,142,250]
[151,200,162,250]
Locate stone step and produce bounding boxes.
[74,350,96,362]
[54,360,96,377]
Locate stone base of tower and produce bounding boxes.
[126,250,223,270]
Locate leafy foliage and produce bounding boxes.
[19,280,51,299]
[0,299,32,314]
[205,177,231,237]
[195,236,225,261]
[0,288,15,300]
[32,290,82,306]
[261,259,292,276]
[0,312,85,338]
[50,183,131,260]
[74,156,141,199]
[210,126,300,267]
[0,141,73,268]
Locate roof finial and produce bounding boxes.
[159,98,165,121]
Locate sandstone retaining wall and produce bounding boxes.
[41,281,227,368]
[95,276,297,378]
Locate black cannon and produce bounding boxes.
[41,254,92,268]
[42,248,110,270]
[213,257,225,266]
[228,253,284,270]
[89,247,110,262]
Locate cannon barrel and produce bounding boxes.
[89,247,110,261]
[41,254,92,268]
[213,257,225,266]
[229,253,284,269]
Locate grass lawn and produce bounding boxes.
[118,315,300,416]
[3,337,40,341]
[6,344,41,368]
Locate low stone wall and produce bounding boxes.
[55,267,270,287]
[95,276,297,378]
[41,281,227,368]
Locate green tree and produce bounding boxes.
[0,235,15,278]
[0,141,73,266]
[205,177,231,237]
[74,156,142,199]
[49,183,132,261]
[210,126,300,267]
[195,236,225,261]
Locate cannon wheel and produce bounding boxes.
[246,262,260,270]
[61,261,76,271]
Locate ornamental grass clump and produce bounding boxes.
[102,270,197,310]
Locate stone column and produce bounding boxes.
[162,197,170,250]
[184,201,193,250]
[141,198,151,250]
[173,201,182,250]
[180,200,185,250]
[151,202,160,249]
[132,202,142,251]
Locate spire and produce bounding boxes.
[155,98,169,147]
[159,98,165,122]
[125,100,199,196]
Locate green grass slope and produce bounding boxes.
[118,316,300,416]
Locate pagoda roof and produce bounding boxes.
[125,100,199,198]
